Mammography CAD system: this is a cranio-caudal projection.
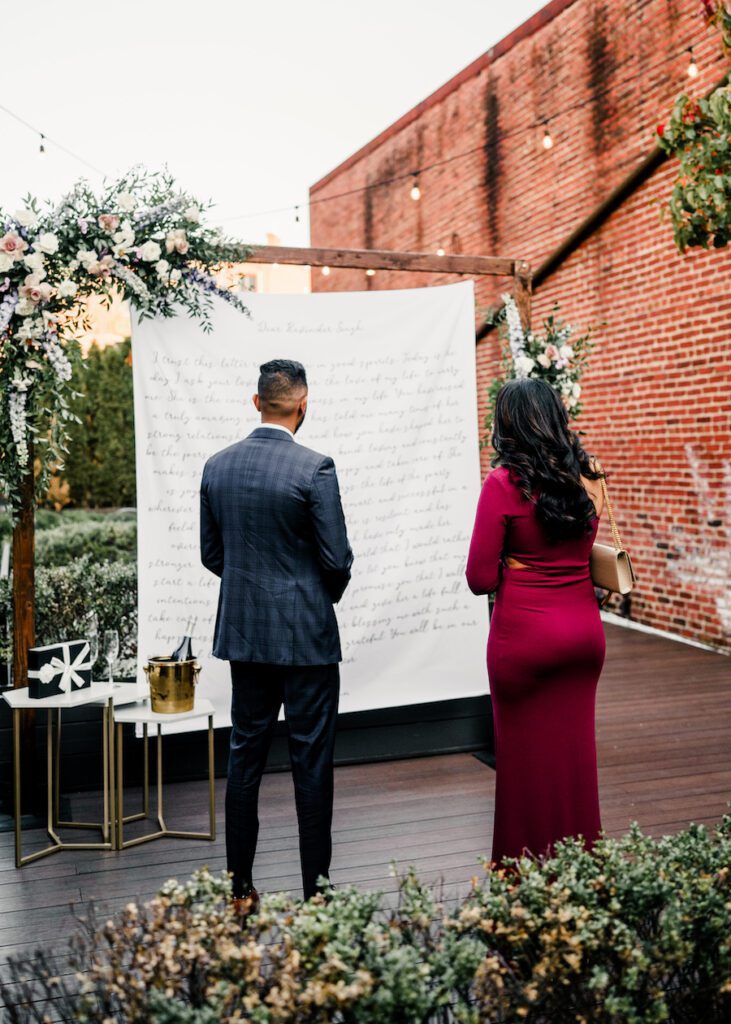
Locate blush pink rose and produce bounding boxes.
[88,255,115,278]
[545,344,560,361]
[165,228,189,255]
[0,231,28,258]
[19,274,53,303]
[98,214,120,233]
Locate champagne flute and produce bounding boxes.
[103,629,119,686]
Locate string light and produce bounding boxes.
[365,268,376,277]
[207,40,708,227]
[410,174,421,201]
[687,47,699,78]
[295,205,300,222]
[436,246,445,256]
[0,102,105,174]
[321,265,331,276]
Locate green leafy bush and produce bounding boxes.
[0,556,137,675]
[3,817,730,1023]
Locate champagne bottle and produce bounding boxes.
[171,617,197,661]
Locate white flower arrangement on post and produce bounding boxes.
[483,294,593,446]
[0,169,252,514]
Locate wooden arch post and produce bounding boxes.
[11,244,531,781]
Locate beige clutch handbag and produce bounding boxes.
[590,473,637,595]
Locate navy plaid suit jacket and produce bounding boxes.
[200,426,353,665]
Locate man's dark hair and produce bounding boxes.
[258,359,307,405]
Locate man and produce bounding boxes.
[200,358,353,912]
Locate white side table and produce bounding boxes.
[113,698,216,849]
[2,683,115,868]
[79,683,151,833]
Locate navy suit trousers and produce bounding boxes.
[226,661,339,900]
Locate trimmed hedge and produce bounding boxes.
[2,817,730,1023]
[0,509,137,674]
[35,517,136,567]
[0,556,137,676]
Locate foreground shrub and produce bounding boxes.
[2,816,730,1023]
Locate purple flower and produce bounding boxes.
[0,289,18,332]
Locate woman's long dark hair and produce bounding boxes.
[491,378,602,542]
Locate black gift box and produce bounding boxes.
[28,640,93,699]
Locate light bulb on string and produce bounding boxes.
[366,268,376,277]
[321,266,331,276]
[410,174,421,201]
[436,246,445,256]
[542,126,554,150]
[294,205,300,222]
[39,133,45,155]
[687,47,698,78]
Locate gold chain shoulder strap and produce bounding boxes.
[593,459,623,552]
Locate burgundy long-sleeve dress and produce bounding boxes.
[466,465,605,864]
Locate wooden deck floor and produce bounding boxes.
[1,622,729,965]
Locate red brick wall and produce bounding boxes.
[309,0,731,652]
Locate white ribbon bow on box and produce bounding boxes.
[32,642,92,693]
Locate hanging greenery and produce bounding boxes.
[0,169,251,516]
[655,2,731,252]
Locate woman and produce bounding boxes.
[466,378,606,865]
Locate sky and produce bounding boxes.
[0,0,548,248]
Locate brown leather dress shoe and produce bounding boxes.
[231,887,260,919]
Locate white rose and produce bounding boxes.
[112,226,135,258]
[536,353,551,369]
[571,382,581,398]
[184,206,200,223]
[559,344,574,360]
[37,232,59,254]
[138,240,162,262]
[77,248,98,268]
[515,355,535,378]
[117,192,136,212]
[15,298,37,317]
[67,259,80,273]
[14,208,39,229]
[0,252,14,272]
[169,268,181,286]
[16,316,43,339]
[57,279,78,299]
[23,250,46,275]
[155,259,170,278]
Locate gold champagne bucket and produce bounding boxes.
[144,657,200,713]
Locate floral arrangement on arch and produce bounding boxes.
[655,2,731,252]
[0,169,251,514]
[483,295,592,446]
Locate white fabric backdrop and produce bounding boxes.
[131,281,488,733]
